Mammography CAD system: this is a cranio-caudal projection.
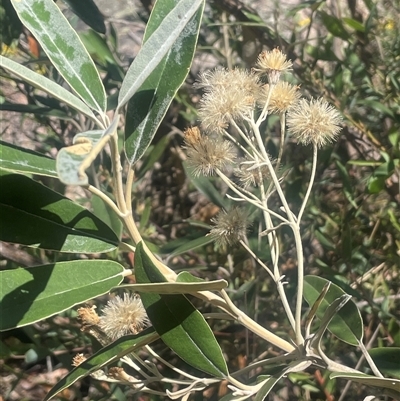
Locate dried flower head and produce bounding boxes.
[209,207,250,248]
[196,68,260,132]
[72,353,86,367]
[286,98,342,148]
[183,127,236,176]
[258,81,301,114]
[99,293,149,341]
[254,48,292,84]
[108,367,133,382]
[234,160,272,188]
[77,305,100,328]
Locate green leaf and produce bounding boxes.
[0,140,57,177]
[137,135,171,179]
[303,275,363,345]
[319,11,350,40]
[56,116,119,185]
[79,30,124,82]
[117,0,204,111]
[369,348,400,379]
[134,241,228,378]
[0,260,124,331]
[335,160,358,208]
[330,372,400,397]
[159,234,215,257]
[121,278,227,294]
[44,327,158,401]
[368,176,386,194]
[342,17,365,32]
[91,193,123,241]
[62,0,105,34]
[0,102,73,119]
[56,130,104,185]
[0,171,119,253]
[10,0,106,113]
[124,0,204,164]
[0,56,97,120]
[184,162,227,208]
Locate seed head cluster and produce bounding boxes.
[196,68,260,132]
[183,126,236,176]
[209,207,250,248]
[99,293,149,341]
[254,48,293,84]
[286,98,342,148]
[259,81,301,114]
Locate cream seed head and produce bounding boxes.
[209,207,250,248]
[99,293,149,341]
[234,160,272,188]
[259,81,301,114]
[254,48,293,84]
[286,98,343,148]
[183,127,236,177]
[196,68,260,132]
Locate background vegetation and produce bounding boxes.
[0,0,399,400]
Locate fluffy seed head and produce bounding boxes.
[234,160,272,188]
[259,81,301,114]
[286,98,343,148]
[209,207,250,248]
[196,68,260,132]
[183,127,236,176]
[99,293,149,341]
[254,48,293,84]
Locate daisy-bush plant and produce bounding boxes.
[0,1,399,400]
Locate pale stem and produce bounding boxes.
[228,119,264,160]
[110,132,128,215]
[292,222,305,345]
[145,345,219,382]
[297,143,317,223]
[250,118,305,344]
[255,156,295,330]
[256,82,275,126]
[239,239,274,279]
[220,289,295,352]
[275,113,286,173]
[87,184,125,217]
[125,167,135,211]
[222,128,256,159]
[78,134,112,180]
[217,169,289,223]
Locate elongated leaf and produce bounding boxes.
[10,0,106,113]
[124,0,204,164]
[0,171,119,252]
[79,30,124,82]
[319,11,350,40]
[0,56,96,120]
[330,372,400,396]
[117,0,203,110]
[120,278,227,293]
[134,241,228,378]
[160,234,214,257]
[62,0,105,34]
[1,102,72,119]
[56,130,103,185]
[303,275,363,345]
[0,260,124,331]
[0,140,57,177]
[44,327,158,401]
[369,348,400,379]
